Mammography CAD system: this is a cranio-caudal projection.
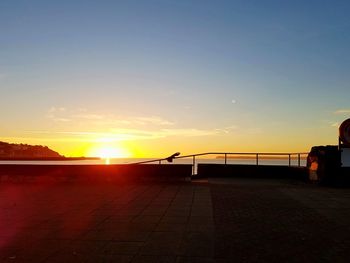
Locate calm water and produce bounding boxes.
[0,157,307,167]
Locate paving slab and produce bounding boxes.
[1,178,350,262]
[210,178,350,262]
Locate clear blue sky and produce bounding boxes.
[1,0,350,156]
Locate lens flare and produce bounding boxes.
[88,146,131,159]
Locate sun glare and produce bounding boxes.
[89,146,131,159]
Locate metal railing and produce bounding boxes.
[131,152,309,175]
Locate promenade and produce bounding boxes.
[1,178,350,262]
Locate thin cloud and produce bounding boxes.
[54,118,71,122]
[160,128,220,137]
[48,107,66,113]
[334,109,350,115]
[330,122,339,127]
[109,128,219,140]
[47,107,69,121]
[215,125,238,134]
[26,126,227,142]
[134,116,174,126]
[25,130,139,142]
[72,114,106,120]
[26,130,160,141]
[89,116,174,127]
[46,107,174,127]
[43,107,234,141]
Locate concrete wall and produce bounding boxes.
[0,164,192,183]
[197,164,308,180]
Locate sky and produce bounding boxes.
[1,0,350,157]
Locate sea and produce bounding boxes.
[0,157,307,167]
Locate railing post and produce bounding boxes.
[159,160,161,164]
[298,154,300,167]
[288,154,291,166]
[192,155,196,175]
[224,153,227,165]
[256,154,259,166]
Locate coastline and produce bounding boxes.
[0,157,100,161]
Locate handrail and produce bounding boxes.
[129,151,309,175]
[174,152,309,175]
[174,152,309,159]
[129,152,180,165]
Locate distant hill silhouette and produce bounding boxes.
[0,141,62,158]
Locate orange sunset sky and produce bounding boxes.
[1,1,350,158]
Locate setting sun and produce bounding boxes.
[88,146,131,159]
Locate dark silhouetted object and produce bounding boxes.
[307,146,340,184]
[339,118,350,146]
[0,141,62,158]
[166,152,180,163]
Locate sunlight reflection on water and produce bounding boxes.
[0,158,307,166]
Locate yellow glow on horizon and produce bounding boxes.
[88,146,131,159]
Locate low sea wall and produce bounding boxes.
[197,164,308,180]
[0,164,192,183]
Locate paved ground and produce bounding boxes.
[0,178,350,262]
[211,178,350,262]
